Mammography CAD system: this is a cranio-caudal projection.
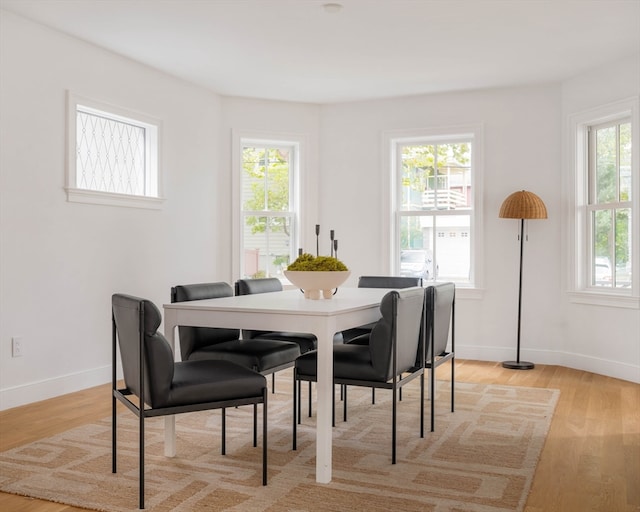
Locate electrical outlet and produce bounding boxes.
[12,337,23,357]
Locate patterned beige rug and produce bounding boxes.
[0,376,559,511]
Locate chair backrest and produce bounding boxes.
[171,282,240,361]
[358,275,423,289]
[425,282,455,360]
[112,293,175,408]
[234,278,283,339]
[368,287,425,381]
[235,277,283,296]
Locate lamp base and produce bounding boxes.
[502,360,535,370]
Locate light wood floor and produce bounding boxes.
[1,360,638,511]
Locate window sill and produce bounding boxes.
[66,188,165,210]
[567,290,639,309]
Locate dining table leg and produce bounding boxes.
[163,312,177,457]
[313,319,337,483]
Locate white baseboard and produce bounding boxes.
[0,365,113,411]
[457,345,640,384]
[1,348,637,411]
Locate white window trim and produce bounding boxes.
[231,129,307,282]
[66,91,164,210]
[565,96,640,309]
[382,124,485,300]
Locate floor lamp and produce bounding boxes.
[499,190,548,370]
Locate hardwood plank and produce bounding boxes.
[1,361,638,511]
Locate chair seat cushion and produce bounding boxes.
[252,331,317,353]
[295,345,385,382]
[344,332,372,345]
[188,339,300,372]
[163,360,266,408]
[342,322,376,343]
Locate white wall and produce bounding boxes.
[0,11,225,409]
[218,97,322,277]
[2,12,638,411]
[560,54,640,382]
[318,85,566,367]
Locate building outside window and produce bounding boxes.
[391,131,479,287]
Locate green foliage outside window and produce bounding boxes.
[593,122,631,265]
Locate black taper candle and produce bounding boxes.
[333,239,338,259]
[330,230,335,257]
[315,224,320,256]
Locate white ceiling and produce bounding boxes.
[2,0,639,104]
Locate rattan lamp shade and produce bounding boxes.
[499,190,548,220]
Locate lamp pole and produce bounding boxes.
[502,217,534,370]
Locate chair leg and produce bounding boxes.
[420,373,425,438]
[451,357,455,412]
[112,395,117,474]
[262,388,268,486]
[292,369,297,450]
[308,381,312,417]
[332,385,336,427]
[343,385,347,422]
[430,366,435,433]
[297,379,302,424]
[139,413,145,509]
[371,387,375,404]
[253,403,258,447]
[222,408,226,455]
[392,386,397,465]
[272,372,276,394]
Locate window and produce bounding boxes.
[66,92,162,209]
[588,119,632,288]
[386,126,483,292]
[568,97,639,307]
[235,136,300,280]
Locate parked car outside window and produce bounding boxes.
[400,249,437,280]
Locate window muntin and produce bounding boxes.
[588,119,632,289]
[66,92,162,209]
[240,142,298,279]
[76,109,148,195]
[395,138,473,285]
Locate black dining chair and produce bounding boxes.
[293,286,426,463]
[235,277,337,418]
[235,277,319,354]
[342,275,423,343]
[424,282,456,431]
[171,282,301,382]
[112,293,268,509]
[341,275,423,406]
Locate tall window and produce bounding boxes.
[238,140,299,279]
[568,97,638,307]
[588,119,632,288]
[391,130,479,287]
[66,92,162,209]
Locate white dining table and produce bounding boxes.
[163,286,390,483]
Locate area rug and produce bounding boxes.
[0,376,559,512]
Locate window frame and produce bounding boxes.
[66,91,163,209]
[566,96,639,308]
[383,124,485,300]
[232,130,305,282]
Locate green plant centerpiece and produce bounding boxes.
[285,253,350,299]
[287,253,348,272]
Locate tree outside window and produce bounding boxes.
[589,120,632,288]
[241,144,297,278]
[397,140,473,283]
